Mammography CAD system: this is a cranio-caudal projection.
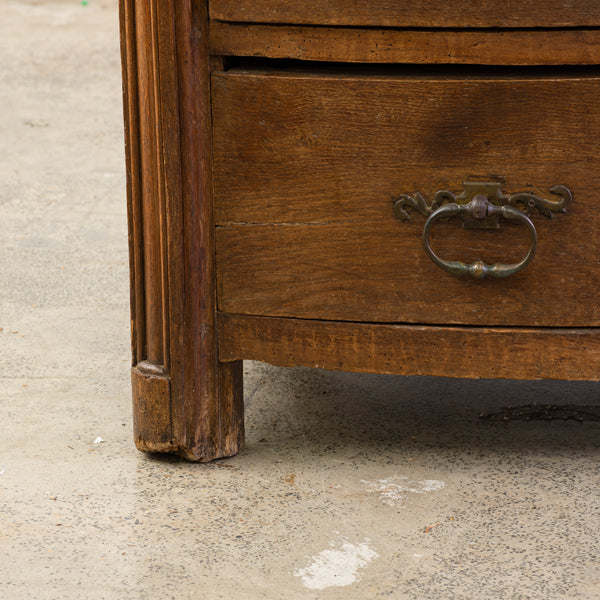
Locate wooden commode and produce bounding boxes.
[119,0,600,461]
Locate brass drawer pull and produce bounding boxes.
[422,196,536,279]
[393,182,572,279]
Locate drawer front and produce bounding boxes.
[212,71,600,327]
[210,0,600,28]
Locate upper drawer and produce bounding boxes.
[209,0,600,29]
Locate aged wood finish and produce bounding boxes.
[213,72,600,326]
[120,0,600,461]
[119,0,243,461]
[219,314,600,381]
[210,23,600,66]
[209,0,600,28]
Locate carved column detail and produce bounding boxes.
[119,0,244,460]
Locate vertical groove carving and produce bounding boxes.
[120,0,145,366]
[134,0,165,367]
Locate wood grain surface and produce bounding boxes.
[219,314,600,381]
[212,71,600,326]
[121,0,600,454]
[210,23,600,66]
[210,0,600,28]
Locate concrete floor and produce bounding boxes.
[1,1,600,598]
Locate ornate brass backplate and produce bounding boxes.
[392,182,572,279]
[394,181,572,228]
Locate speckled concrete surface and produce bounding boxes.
[1,2,600,599]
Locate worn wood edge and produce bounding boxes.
[131,363,219,461]
[131,363,173,453]
[218,314,600,381]
[210,23,600,66]
[131,360,242,461]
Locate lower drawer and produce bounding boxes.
[212,67,600,327]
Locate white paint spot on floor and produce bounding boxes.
[294,537,379,590]
[361,476,445,507]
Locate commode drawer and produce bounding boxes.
[212,67,600,327]
[210,0,600,28]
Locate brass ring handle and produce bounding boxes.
[422,195,537,279]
